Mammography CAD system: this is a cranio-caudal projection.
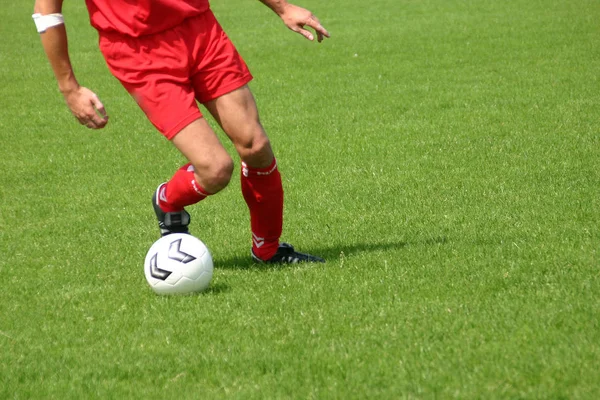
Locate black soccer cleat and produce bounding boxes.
[252,242,325,264]
[152,183,190,236]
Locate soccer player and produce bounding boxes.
[33,0,329,264]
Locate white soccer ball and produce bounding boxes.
[144,233,213,295]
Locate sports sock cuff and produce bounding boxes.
[160,164,211,212]
[242,158,277,177]
[191,179,212,197]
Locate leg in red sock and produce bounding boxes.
[153,119,233,237]
[158,163,211,212]
[241,158,283,260]
[203,85,324,263]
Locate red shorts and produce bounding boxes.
[99,9,253,139]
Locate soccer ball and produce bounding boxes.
[144,233,213,295]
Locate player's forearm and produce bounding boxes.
[38,26,79,94]
[259,0,290,16]
[34,0,79,94]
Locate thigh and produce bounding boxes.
[203,85,273,167]
[171,118,232,190]
[188,10,253,104]
[170,118,228,164]
[203,85,260,139]
[99,33,202,140]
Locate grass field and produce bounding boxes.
[1,0,599,398]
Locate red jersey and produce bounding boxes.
[85,0,210,37]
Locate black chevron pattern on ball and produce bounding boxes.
[168,238,197,264]
[148,253,172,281]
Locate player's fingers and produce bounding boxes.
[80,115,95,129]
[91,95,108,119]
[77,111,105,130]
[90,94,108,118]
[297,27,314,41]
[97,118,108,128]
[306,15,330,39]
[89,96,109,128]
[93,117,108,129]
[83,112,101,129]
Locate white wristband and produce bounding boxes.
[32,13,64,33]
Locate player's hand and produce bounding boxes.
[279,4,330,42]
[62,86,109,129]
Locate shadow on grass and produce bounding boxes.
[213,237,448,270]
[152,282,231,298]
[202,282,230,295]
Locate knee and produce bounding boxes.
[195,157,234,194]
[236,125,273,164]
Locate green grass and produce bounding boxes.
[1,0,599,398]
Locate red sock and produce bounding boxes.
[241,158,283,260]
[158,163,210,212]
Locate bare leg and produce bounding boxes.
[170,118,234,194]
[203,85,273,168]
[204,85,282,259]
